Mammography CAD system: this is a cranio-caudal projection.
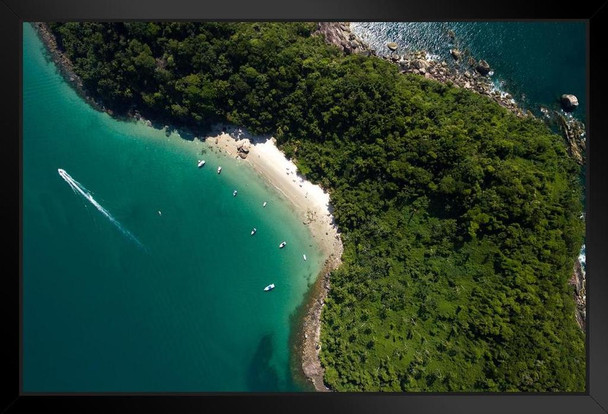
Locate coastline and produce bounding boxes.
[33,21,586,391]
[34,21,343,391]
[318,21,587,331]
[33,23,113,116]
[203,126,343,391]
[316,22,526,117]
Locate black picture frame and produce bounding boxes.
[2,0,607,412]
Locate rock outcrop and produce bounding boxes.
[314,22,370,55]
[557,112,586,165]
[561,94,579,112]
[236,139,251,158]
[391,50,526,117]
[476,59,491,76]
[570,256,586,330]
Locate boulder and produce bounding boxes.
[476,59,491,75]
[236,139,249,148]
[387,42,398,51]
[412,59,429,70]
[236,139,251,154]
[413,50,426,59]
[450,48,462,60]
[561,94,579,111]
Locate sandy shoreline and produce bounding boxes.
[33,21,343,391]
[204,125,343,391]
[37,21,585,391]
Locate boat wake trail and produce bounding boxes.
[58,168,145,250]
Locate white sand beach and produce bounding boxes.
[204,125,342,262]
[204,125,342,391]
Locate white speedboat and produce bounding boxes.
[264,283,275,292]
[217,166,222,174]
[303,254,307,261]
[251,228,257,235]
[198,160,206,168]
[233,190,238,197]
[279,241,287,249]
[263,201,267,207]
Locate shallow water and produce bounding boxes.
[22,23,324,392]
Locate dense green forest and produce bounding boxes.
[47,22,585,391]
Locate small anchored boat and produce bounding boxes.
[217,166,222,174]
[263,201,267,207]
[279,241,287,249]
[264,283,275,292]
[303,254,307,261]
[198,160,206,168]
[233,190,238,197]
[251,227,257,236]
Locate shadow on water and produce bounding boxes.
[246,333,298,392]
[246,334,281,391]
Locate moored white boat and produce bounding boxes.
[264,283,275,292]
[303,254,307,261]
[198,159,206,168]
[263,201,267,207]
[217,166,222,174]
[279,241,287,249]
[233,190,238,197]
[251,227,257,235]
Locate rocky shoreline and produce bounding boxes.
[295,254,340,392]
[34,22,587,394]
[317,21,588,332]
[33,23,114,116]
[315,22,372,55]
[316,22,525,117]
[570,256,587,330]
[318,22,587,166]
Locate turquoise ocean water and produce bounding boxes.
[23,21,587,392]
[22,23,324,392]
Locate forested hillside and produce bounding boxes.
[47,22,585,391]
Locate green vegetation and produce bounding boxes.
[47,22,585,391]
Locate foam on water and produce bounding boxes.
[58,168,145,250]
[351,22,587,120]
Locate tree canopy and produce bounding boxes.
[49,22,585,392]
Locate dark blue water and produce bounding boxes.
[352,22,587,120]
